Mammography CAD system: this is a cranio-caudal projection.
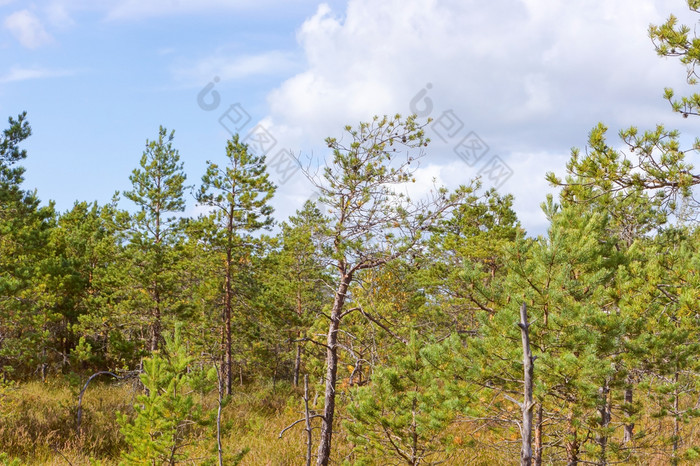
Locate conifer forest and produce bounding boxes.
[5,2,700,465]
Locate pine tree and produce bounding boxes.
[118,325,200,465]
[48,201,117,371]
[195,134,275,395]
[262,201,330,387]
[0,112,56,378]
[346,333,471,465]
[469,199,623,465]
[307,114,473,465]
[123,126,187,353]
[420,187,522,334]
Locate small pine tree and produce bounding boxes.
[118,325,199,465]
[345,334,471,465]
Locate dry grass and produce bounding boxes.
[2,379,699,465]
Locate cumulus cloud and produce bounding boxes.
[257,0,695,234]
[4,9,53,48]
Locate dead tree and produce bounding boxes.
[518,303,535,466]
[279,374,322,466]
[505,303,535,466]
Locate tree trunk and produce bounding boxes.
[151,202,162,352]
[150,285,161,352]
[597,381,610,466]
[294,290,303,387]
[566,416,578,466]
[411,394,419,466]
[223,248,233,395]
[672,371,680,466]
[294,339,302,387]
[623,385,634,443]
[316,275,351,466]
[304,374,313,466]
[518,303,534,466]
[534,403,543,466]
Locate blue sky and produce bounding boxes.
[2,0,698,234]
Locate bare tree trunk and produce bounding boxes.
[304,374,313,466]
[150,208,161,353]
[597,381,611,466]
[217,370,224,466]
[672,371,680,466]
[316,275,351,466]
[150,284,161,352]
[40,346,47,382]
[566,416,579,466]
[294,341,302,387]
[534,403,543,466]
[623,385,634,443]
[411,394,419,466]
[224,248,233,395]
[294,290,303,387]
[273,343,280,390]
[518,303,535,466]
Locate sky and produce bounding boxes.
[1,0,699,235]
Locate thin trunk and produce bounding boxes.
[566,413,578,466]
[411,393,419,466]
[316,275,351,466]
[518,303,534,466]
[152,201,161,352]
[294,290,303,387]
[224,248,233,395]
[672,371,680,466]
[61,324,69,369]
[534,403,543,466]
[150,285,161,352]
[304,374,313,466]
[273,343,280,389]
[222,200,235,395]
[294,339,302,387]
[623,385,634,443]
[40,345,46,382]
[597,381,610,466]
[217,369,224,466]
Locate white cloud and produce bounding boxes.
[0,66,74,83]
[105,0,321,20]
[258,0,694,234]
[173,50,300,84]
[4,9,53,48]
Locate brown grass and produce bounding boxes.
[2,379,699,465]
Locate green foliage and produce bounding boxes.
[0,113,58,378]
[8,5,700,460]
[420,187,522,333]
[0,112,31,188]
[193,134,277,391]
[649,0,700,115]
[346,335,471,465]
[196,134,276,235]
[122,126,189,353]
[118,325,204,465]
[0,453,21,466]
